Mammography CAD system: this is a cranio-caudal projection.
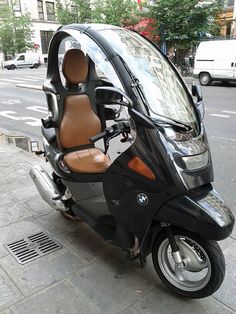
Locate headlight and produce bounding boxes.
[182,151,209,171]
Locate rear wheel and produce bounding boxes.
[152,229,225,298]
[199,72,212,86]
[31,63,39,69]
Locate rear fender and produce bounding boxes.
[154,186,235,241]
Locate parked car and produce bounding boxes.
[3,52,41,70]
[193,40,236,85]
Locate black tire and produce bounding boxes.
[10,64,16,70]
[152,229,225,298]
[199,72,212,86]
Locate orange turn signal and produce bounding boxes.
[128,157,156,181]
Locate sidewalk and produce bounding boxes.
[0,142,235,314]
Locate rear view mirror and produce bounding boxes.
[192,82,202,102]
[192,82,205,120]
[95,87,133,108]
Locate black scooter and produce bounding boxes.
[30,23,234,299]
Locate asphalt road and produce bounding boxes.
[0,68,236,216]
[0,67,46,141]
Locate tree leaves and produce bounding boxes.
[143,0,222,48]
[0,3,32,57]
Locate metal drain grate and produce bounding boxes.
[5,231,62,265]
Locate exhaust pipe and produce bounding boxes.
[29,165,65,212]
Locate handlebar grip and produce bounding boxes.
[89,131,107,143]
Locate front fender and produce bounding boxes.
[155,185,235,241]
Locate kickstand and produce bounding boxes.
[114,252,146,279]
[129,253,146,268]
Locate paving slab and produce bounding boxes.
[0,179,32,195]
[0,309,13,314]
[219,237,236,252]
[0,219,42,258]
[112,251,161,288]
[22,196,50,217]
[120,306,142,314]
[0,250,84,297]
[0,193,15,207]
[5,169,30,184]
[36,210,81,235]
[1,165,28,179]
[0,202,32,227]
[68,256,154,313]
[230,226,236,240]
[57,222,117,264]
[0,266,23,312]
[10,281,98,314]
[224,241,236,260]
[133,289,234,314]
[213,255,236,311]
[9,185,38,202]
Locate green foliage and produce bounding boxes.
[0,2,32,57]
[143,0,222,48]
[56,0,139,28]
[56,1,77,24]
[75,0,92,23]
[92,0,139,27]
[56,0,91,24]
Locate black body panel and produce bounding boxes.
[155,184,235,240]
[103,127,187,239]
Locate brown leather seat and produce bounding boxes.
[59,49,111,173]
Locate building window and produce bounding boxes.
[40,30,53,54]
[46,1,55,21]
[12,0,21,17]
[226,22,232,36]
[224,0,234,8]
[38,0,44,20]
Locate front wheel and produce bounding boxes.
[152,229,225,298]
[199,72,212,86]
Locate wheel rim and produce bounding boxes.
[200,74,209,84]
[158,236,211,292]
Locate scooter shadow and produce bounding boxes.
[55,215,188,300]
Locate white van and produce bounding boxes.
[3,52,41,70]
[193,40,236,85]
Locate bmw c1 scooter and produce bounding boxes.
[30,24,235,299]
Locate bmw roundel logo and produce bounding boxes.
[137,193,149,205]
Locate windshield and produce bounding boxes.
[99,29,198,130]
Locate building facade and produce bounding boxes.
[18,0,62,62]
[0,0,64,63]
[218,0,236,38]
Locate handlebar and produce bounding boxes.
[89,121,130,143]
[89,131,107,143]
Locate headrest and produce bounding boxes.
[62,49,88,84]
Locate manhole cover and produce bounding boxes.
[5,231,62,265]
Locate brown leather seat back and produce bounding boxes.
[58,49,101,148]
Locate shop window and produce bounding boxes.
[40,30,53,54]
